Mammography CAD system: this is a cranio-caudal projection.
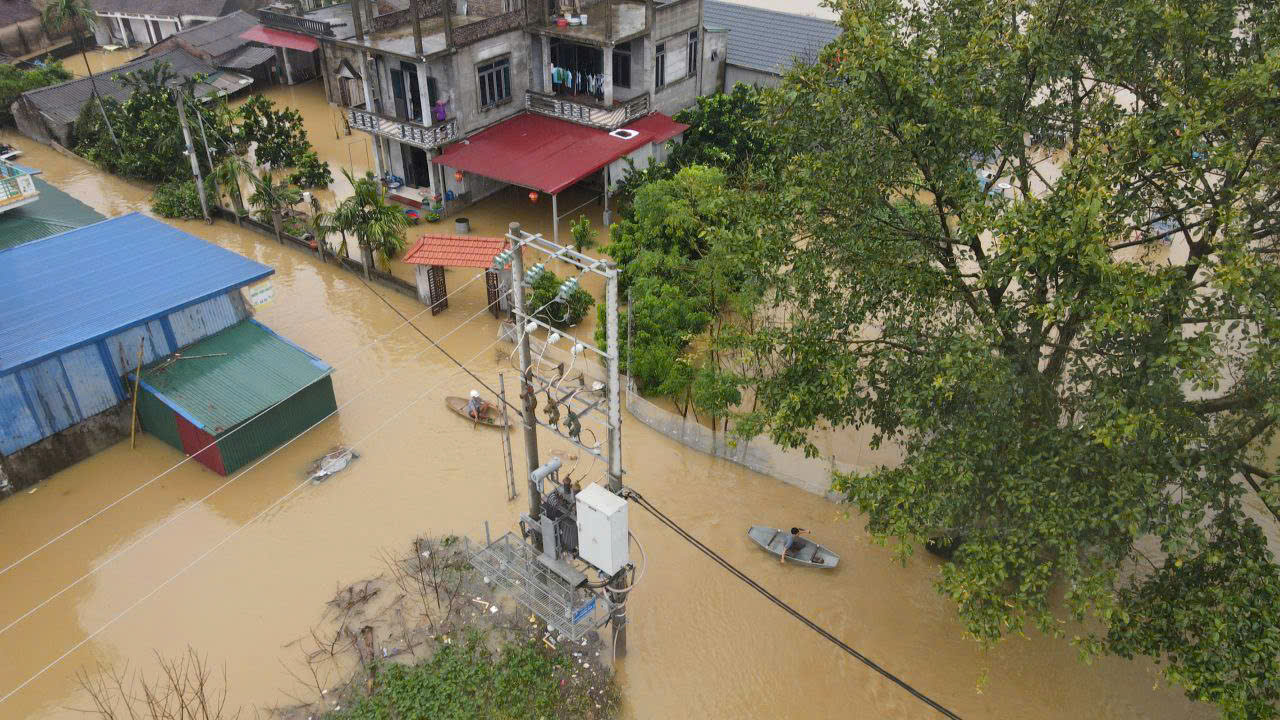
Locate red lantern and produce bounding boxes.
[453,170,464,182]
[528,191,539,203]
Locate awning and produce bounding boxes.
[624,112,689,144]
[239,25,319,52]
[432,112,656,195]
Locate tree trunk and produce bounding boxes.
[360,241,374,279]
[230,189,245,224]
[271,211,283,243]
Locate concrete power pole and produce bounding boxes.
[173,88,210,222]
[508,222,542,526]
[604,265,627,657]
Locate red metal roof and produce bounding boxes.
[402,234,509,268]
[625,112,689,144]
[432,112,656,195]
[239,25,318,52]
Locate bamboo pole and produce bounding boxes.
[130,337,144,449]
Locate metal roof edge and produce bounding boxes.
[245,318,333,374]
[131,375,208,429]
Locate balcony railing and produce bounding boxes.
[348,109,458,149]
[257,9,335,37]
[524,90,649,131]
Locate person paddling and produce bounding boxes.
[780,527,809,564]
[464,389,492,425]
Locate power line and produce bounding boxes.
[624,490,965,720]
[0,269,490,580]
[0,333,509,707]
[0,293,507,639]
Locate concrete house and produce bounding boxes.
[256,0,723,239]
[145,10,280,85]
[90,0,263,47]
[0,0,72,62]
[703,0,839,89]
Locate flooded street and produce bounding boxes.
[0,98,1219,720]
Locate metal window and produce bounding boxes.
[655,41,666,88]
[687,31,698,78]
[477,57,511,109]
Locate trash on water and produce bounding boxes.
[307,445,359,483]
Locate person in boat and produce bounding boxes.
[780,527,809,564]
[464,390,492,421]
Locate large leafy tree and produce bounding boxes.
[739,0,1280,716]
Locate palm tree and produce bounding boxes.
[332,169,408,278]
[42,0,119,149]
[305,194,335,262]
[247,169,302,243]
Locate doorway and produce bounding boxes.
[400,145,431,188]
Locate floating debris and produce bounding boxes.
[307,445,359,483]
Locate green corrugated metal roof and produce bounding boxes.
[133,319,332,434]
[0,177,106,251]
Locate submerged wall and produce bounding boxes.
[0,403,131,497]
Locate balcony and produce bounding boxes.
[348,108,458,149]
[0,160,39,215]
[257,8,335,37]
[525,90,649,131]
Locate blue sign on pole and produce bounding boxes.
[572,597,597,624]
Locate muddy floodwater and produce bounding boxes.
[0,105,1219,720]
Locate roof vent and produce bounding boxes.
[609,128,640,140]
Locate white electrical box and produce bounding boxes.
[575,483,629,575]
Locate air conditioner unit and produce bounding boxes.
[609,129,639,140]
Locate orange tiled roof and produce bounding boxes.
[402,234,509,268]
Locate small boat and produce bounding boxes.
[748,526,840,568]
[0,143,21,160]
[445,396,509,428]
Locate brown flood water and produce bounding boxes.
[0,94,1218,720]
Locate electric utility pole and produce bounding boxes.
[173,87,210,222]
[509,222,542,526]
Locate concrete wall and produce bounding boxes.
[449,28,531,135]
[0,18,54,58]
[652,0,699,40]
[724,64,780,91]
[703,27,726,94]
[649,1,702,117]
[0,403,132,497]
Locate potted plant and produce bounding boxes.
[425,210,441,222]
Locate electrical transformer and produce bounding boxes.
[574,483,629,575]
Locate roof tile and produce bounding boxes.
[402,235,509,268]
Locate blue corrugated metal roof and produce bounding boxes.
[0,213,273,373]
[704,1,842,75]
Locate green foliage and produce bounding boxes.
[247,169,302,240]
[73,62,225,182]
[569,215,596,252]
[602,276,709,397]
[287,149,333,189]
[738,0,1280,715]
[669,83,772,171]
[238,94,310,170]
[149,180,203,219]
[326,633,620,720]
[526,268,595,328]
[0,60,71,126]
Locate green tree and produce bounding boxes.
[0,60,71,127]
[569,215,596,253]
[247,168,302,243]
[238,94,310,170]
[669,82,773,171]
[333,169,408,277]
[210,155,249,220]
[740,0,1280,716]
[525,268,595,328]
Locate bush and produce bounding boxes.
[150,180,204,219]
[328,633,620,720]
[526,269,595,328]
[0,60,71,127]
[287,150,333,189]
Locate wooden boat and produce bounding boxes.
[748,526,840,568]
[445,396,509,428]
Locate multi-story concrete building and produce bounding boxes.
[258,0,724,235]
